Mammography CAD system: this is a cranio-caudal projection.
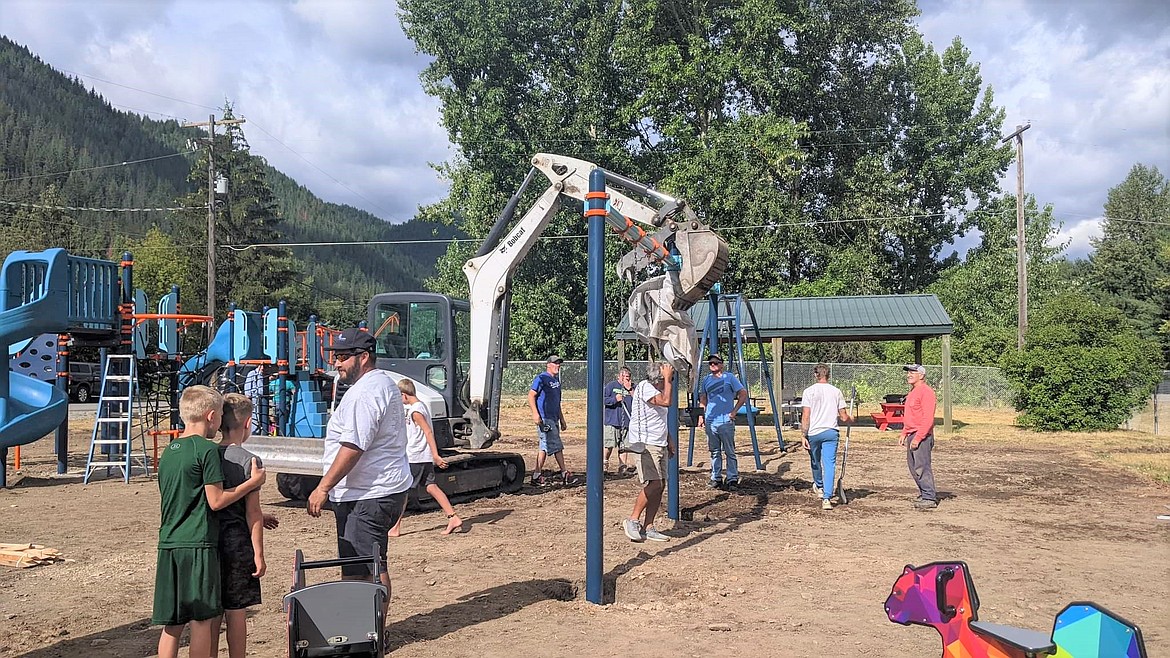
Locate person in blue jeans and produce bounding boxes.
[528,355,573,485]
[697,354,748,490]
[799,363,853,510]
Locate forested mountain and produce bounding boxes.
[0,36,459,323]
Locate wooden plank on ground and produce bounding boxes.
[0,543,65,569]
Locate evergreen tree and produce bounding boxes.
[1089,164,1170,362]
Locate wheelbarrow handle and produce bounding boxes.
[291,553,384,591]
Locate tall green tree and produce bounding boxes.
[399,0,1014,358]
[172,105,302,319]
[120,227,194,303]
[926,195,1071,364]
[1089,163,1170,362]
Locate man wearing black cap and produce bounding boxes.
[697,354,748,490]
[900,364,938,509]
[528,355,573,486]
[307,328,413,622]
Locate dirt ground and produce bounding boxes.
[2,402,1168,658]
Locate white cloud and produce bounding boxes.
[1052,217,1103,259]
[919,0,1170,258]
[3,0,1167,243]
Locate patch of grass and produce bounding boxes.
[1104,452,1170,485]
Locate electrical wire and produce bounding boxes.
[0,199,205,213]
[62,70,220,111]
[0,151,200,184]
[243,119,408,221]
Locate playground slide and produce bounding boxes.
[177,321,234,389]
[0,372,66,450]
[0,249,71,450]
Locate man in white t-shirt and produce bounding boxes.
[307,328,413,623]
[623,361,676,543]
[800,363,852,510]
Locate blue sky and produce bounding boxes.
[3,0,1168,259]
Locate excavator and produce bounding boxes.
[250,153,729,504]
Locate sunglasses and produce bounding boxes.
[332,350,366,362]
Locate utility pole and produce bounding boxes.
[1002,122,1031,350]
[183,114,245,333]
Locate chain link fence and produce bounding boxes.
[1121,371,1170,434]
[499,360,1013,408]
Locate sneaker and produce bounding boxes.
[821,499,833,511]
[813,485,824,498]
[707,479,721,490]
[724,480,740,491]
[531,472,547,487]
[623,518,644,542]
[914,498,938,510]
[561,471,576,485]
[644,527,671,542]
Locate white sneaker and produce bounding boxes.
[813,485,824,498]
[623,519,644,542]
[644,527,670,542]
[821,499,833,511]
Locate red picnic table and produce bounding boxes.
[871,402,905,431]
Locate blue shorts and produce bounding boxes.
[538,422,564,455]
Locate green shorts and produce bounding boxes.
[152,547,222,626]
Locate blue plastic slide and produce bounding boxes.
[0,249,70,451]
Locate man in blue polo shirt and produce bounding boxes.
[698,354,748,490]
[528,355,573,486]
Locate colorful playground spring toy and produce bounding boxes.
[885,561,1147,658]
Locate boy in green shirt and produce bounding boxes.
[152,385,265,658]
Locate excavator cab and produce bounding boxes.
[368,292,472,449]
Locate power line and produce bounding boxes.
[0,199,204,213]
[222,213,954,251]
[0,151,199,184]
[244,120,407,221]
[62,70,220,111]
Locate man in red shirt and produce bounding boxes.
[899,364,938,509]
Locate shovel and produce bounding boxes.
[834,385,856,504]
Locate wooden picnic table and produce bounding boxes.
[871,402,905,431]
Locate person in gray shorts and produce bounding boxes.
[603,367,634,475]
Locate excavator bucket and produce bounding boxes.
[674,225,729,308]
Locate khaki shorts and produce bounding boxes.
[636,445,668,484]
[604,425,627,449]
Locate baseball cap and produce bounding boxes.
[707,354,724,364]
[547,354,564,364]
[325,328,376,353]
[903,364,926,375]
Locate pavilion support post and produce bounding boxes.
[617,339,626,370]
[941,335,952,433]
[914,339,923,366]
[772,337,784,395]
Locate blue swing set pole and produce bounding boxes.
[584,168,607,605]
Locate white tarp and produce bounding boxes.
[627,273,699,376]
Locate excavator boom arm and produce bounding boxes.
[460,154,728,448]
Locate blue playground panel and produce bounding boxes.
[1,250,119,457]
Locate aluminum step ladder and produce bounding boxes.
[687,291,786,470]
[84,354,151,483]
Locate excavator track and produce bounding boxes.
[407,451,527,510]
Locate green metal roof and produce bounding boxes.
[614,294,952,342]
